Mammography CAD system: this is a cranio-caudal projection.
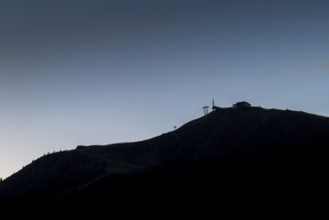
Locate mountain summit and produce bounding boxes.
[0,106,327,210]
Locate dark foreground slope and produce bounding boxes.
[0,107,328,211]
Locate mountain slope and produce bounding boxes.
[0,107,328,209]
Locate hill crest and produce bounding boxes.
[0,106,328,209]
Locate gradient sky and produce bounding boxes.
[1,0,329,179]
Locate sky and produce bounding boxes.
[1,0,329,179]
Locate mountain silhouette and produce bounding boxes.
[0,106,327,212]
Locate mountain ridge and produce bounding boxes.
[0,106,328,210]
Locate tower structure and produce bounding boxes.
[203,106,209,115]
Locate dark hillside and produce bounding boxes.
[0,107,328,210]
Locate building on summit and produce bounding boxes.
[211,99,252,111]
[232,101,251,109]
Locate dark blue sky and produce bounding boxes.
[1,0,329,178]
